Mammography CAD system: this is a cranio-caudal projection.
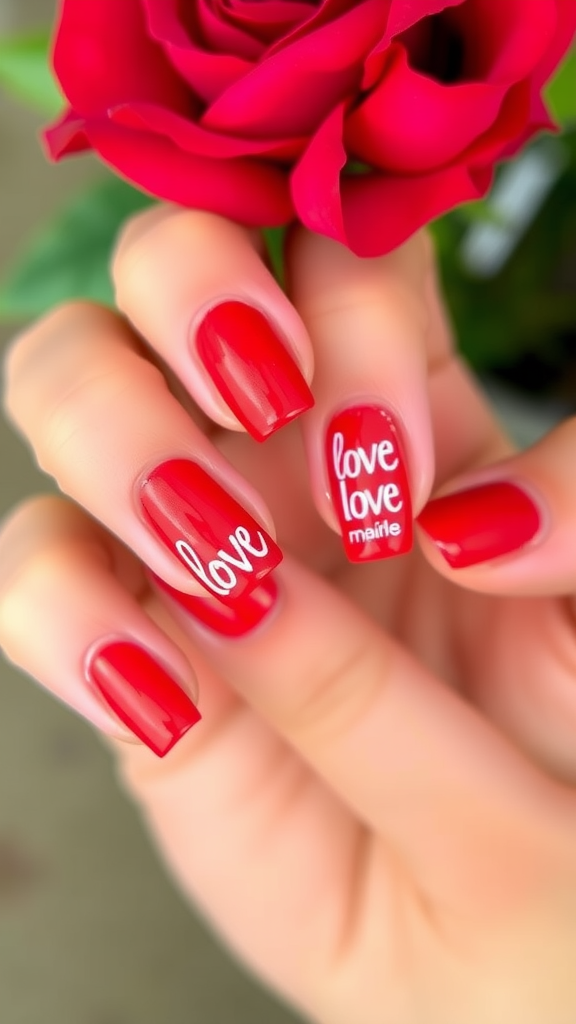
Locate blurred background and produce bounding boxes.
[0,1,575,1022]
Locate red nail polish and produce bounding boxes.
[196,301,314,442]
[86,641,201,757]
[417,480,541,568]
[139,459,282,600]
[152,573,278,637]
[326,405,412,562]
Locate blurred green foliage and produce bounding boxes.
[0,28,575,397]
[0,179,153,318]
[0,31,61,116]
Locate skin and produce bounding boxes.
[1,211,576,1024]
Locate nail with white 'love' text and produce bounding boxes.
[139,459,282,600]
[326,405,412,562]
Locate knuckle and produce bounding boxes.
[288,642,385,750]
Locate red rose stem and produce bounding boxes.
[139,459,282,600]
[326,406,412,562]
[196,301,313,442]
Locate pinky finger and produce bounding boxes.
[0,497,201,757]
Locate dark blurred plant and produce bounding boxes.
[0,31,575,399]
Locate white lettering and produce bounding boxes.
[175,525,270,597]
[347,520,403,544]
[377,439,399,472]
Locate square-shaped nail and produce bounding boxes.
[86,641,201,757]
[417,480,541,567]
[196,301,314,441]
[139,459,282,600]
[326,405,412,562]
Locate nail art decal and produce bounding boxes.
[139,459,282,600]
[326,406,412,562]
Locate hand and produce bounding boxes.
[1,209,576,1024]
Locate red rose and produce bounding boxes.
[45,0,576,257]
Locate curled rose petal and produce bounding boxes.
[79,119,294,225]
[111,102,307,161]
[339,164,493,257]
[291,103,347,242]
[346,43,507,174]
[143,0,254,101]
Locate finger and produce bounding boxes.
[287,228,434,564]
[415,417,576,785]
[4,303,282,600]
[0,497,200,757]
[288,227,515,569]
[158,553,572,911]
[113,207,314,442]
[417,416,576,595]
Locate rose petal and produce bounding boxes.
[291,102,347,240]
[202,0,388,137]
[448,0,557,84]
[385,0,465,41]
[111,102,307,160]
[362,0,464,89]
[464,79,531,164]
[77,118,294,224]
[196,0,264,58]
[346,43,507,173]
[292,98,492,255]
[504,0,576,157]
[339,163,492,256]
[44,107,91,158]
[219,0,315,45]
[52,0,187,115]
[143,0,254,101]
[531,0,576,88]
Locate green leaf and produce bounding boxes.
[0,30,62,116]
[545,47,576,127]
[0,178,154,320]
[262,226,287,289]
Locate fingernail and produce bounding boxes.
[417,480,541,568]
[139,458,282,600]
[196,301,314,441]
[86,641,201,757]
[326,405,412,562]
[152,574,278,637]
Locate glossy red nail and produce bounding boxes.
[196,301,314,442]
[326,405,412,562]
[86,641,201,757]
[417,480,541,568]
[139,459,282,600]
[153,573,278,637]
